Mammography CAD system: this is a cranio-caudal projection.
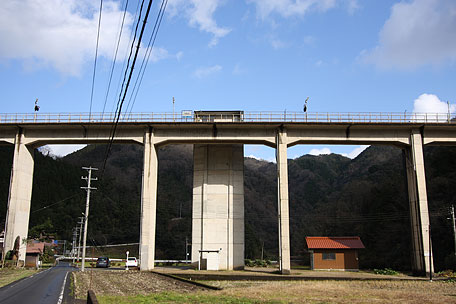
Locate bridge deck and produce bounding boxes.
[0,111,454,124]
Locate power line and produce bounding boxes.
[31,194,82,214]
[110,0,142,114]
[101,0,130,118]
[102,0,155,174]
[112,0,146,118]
[126,0,169,114]
[103,0,147,170]
[89,0,104,120]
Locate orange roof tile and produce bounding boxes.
[26,242,45,254]
[306,237,365,249]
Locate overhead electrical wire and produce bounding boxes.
[125,0,169,114]
[101,0,147,176]
[111,0,146,122]
[102,0,155,174]
[31,193,82,214]
[101,0,130,119]
[89,0,104,120]
[110,0,142,114]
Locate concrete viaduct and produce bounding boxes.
[1,111,455,275]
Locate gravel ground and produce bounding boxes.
[72,270,206,299]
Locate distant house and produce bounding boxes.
[306,236,365,271]
[26,242,45,268]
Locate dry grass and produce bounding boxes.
[72,270,456,303]
[0,268,39,287]
[72,270,205,299]
[210,280,456,303]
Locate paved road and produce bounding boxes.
[0,261,73,304]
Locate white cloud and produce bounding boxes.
[193,65,222,78]
[40,144,87,158]
[246,155,276,163]
[308,147,331,156]
[413,94,454,113]
[342,145,368,159]
[0,0,173,76]
[247,0,358,19]
[347,0,359,15]
[411,94,456,122]
[232,63,246,75]
[270,38,287,49]
[0,0,130,76]
[303,35,315,45]
[361,0,456,69]
[167,0,231,47]
[307,145,368,159]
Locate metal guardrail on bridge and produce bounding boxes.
[0,112,454,124]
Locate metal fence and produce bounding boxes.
[0,112,453,124]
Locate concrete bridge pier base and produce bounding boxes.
[403,130,434,276]
[276,128,291,275]
[3,129,35,264]
[192,144,244,270]
[139,128,158,271]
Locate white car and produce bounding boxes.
[126,257,138,268]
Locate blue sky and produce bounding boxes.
[1,0,455,160]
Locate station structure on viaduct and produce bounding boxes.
[1,111,455,275]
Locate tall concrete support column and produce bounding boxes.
[140,128,158,271]
[3,129,35,264]
[403,130,434,276]
[276,128,291,275]
[192,144,244,270]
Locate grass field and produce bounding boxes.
[73,270,456,303]
[0,268,39,288]
[96,280,456,304]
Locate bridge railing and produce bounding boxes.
[0,112,453,124]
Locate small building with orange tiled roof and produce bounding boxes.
[305,236,365,271]
[25,242,45,268]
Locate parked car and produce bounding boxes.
[126,257,138,268]
[96,256,110,268]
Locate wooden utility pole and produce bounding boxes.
[76,216,84,265]
[72,228,78,264]
[451,205,456,257]
[81,166,97,272]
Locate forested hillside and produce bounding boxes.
[0,143,455,271]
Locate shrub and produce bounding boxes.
[245,259,255,267]
[373,268,399,275]
[436,270,455,278]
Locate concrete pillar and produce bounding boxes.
[139,128,158,270]
[3,129,34,264]
[403,129,434,276]
[192,144,244,270]
[276,128,291,275]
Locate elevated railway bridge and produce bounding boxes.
[1,111,455,276]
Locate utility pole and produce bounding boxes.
[185,237,188,263]
[81,166,97,272]
[451,205,456,257]
[77,216,84,265]
[429,224,433,281]
[173,97,175,122]
[72,228,78,264]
